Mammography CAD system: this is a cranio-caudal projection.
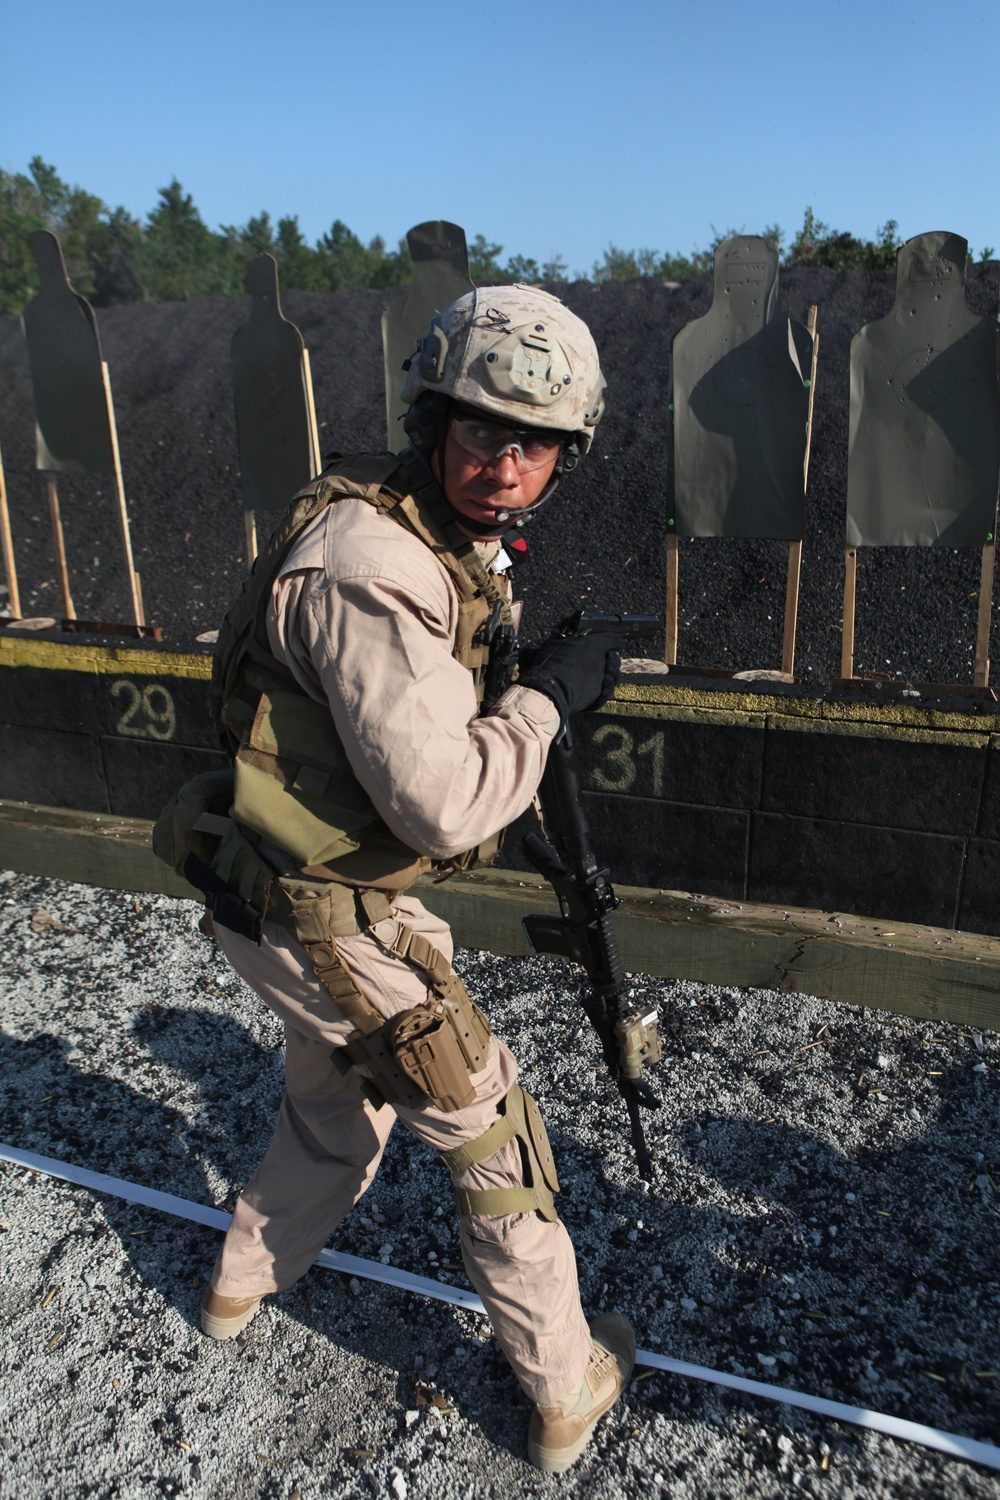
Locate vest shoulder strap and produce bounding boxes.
[382,451,510,617]
[211,449,511,745]
[211,453,402,740]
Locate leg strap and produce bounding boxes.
[440,1113,517,1174]
[305,939,383,1035]
[439,1084,560,1224]
[380,919,472,1010]
[285,890,491,1114]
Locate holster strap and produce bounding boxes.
[304,938,383,1036]
[387,924,453,988]
[442,1084,560,1223]
[439,1113,516,1175]
[454,1185,543,1216]
[296,888,490,1106]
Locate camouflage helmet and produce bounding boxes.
[400,285,605,455]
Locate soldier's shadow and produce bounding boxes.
[0,1025,224,1208]
[0,1012,288,1308]
[0,1014,512,1443]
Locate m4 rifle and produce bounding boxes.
[520,611,663,1180]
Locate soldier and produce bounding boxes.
[165,285,633,1474]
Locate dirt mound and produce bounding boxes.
[1,266,998,681]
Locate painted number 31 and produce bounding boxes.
[588,722,665,797]
[110,679,177,741]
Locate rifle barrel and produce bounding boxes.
[570,610,659,638]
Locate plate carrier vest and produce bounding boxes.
[210,447,515,891]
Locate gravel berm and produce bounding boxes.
[1,265,999,680]
[1,871,999,1498]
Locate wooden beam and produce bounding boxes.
[802,304,820,485]
[101,361,144,626]
[781,540,802,677]
[0,801,199,900]
[781,305,819,679]
[3,800,999,1030]
[244,510,258,567]
[302,346,321,477]
[974,537,996,689]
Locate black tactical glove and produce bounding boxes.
[517,631,625,724]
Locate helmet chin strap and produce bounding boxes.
[453,471,563,537]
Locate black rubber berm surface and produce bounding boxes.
[1,265,998,681]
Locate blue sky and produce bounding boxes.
[4,0,998,274]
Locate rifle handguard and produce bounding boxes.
[614,1009,663,1081]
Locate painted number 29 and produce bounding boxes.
[110,679,177,742]
[588,722,665,797]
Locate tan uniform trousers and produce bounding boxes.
[211,892,592,1407]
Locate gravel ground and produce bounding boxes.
[2,870,999,1498]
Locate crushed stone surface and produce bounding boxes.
[1,870,999,1497]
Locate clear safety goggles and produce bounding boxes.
[450,412,564,472]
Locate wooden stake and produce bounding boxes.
[665,531,679,664]
[45,473,75,620]
[244,510,258,567]
[841,546,857,679]
[781,306,819,678]
[0,444,21,619]
[302,347,321,476]
[101,361,144,626]
[781,540,802,675]
[974,537,995,688]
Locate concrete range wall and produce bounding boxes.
[2,630,999,937]
[565,679,1000,936]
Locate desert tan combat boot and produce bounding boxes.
[526,1312,636,1473]
[200,1288,263,1339]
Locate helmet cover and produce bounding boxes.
[400,284,605,451]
